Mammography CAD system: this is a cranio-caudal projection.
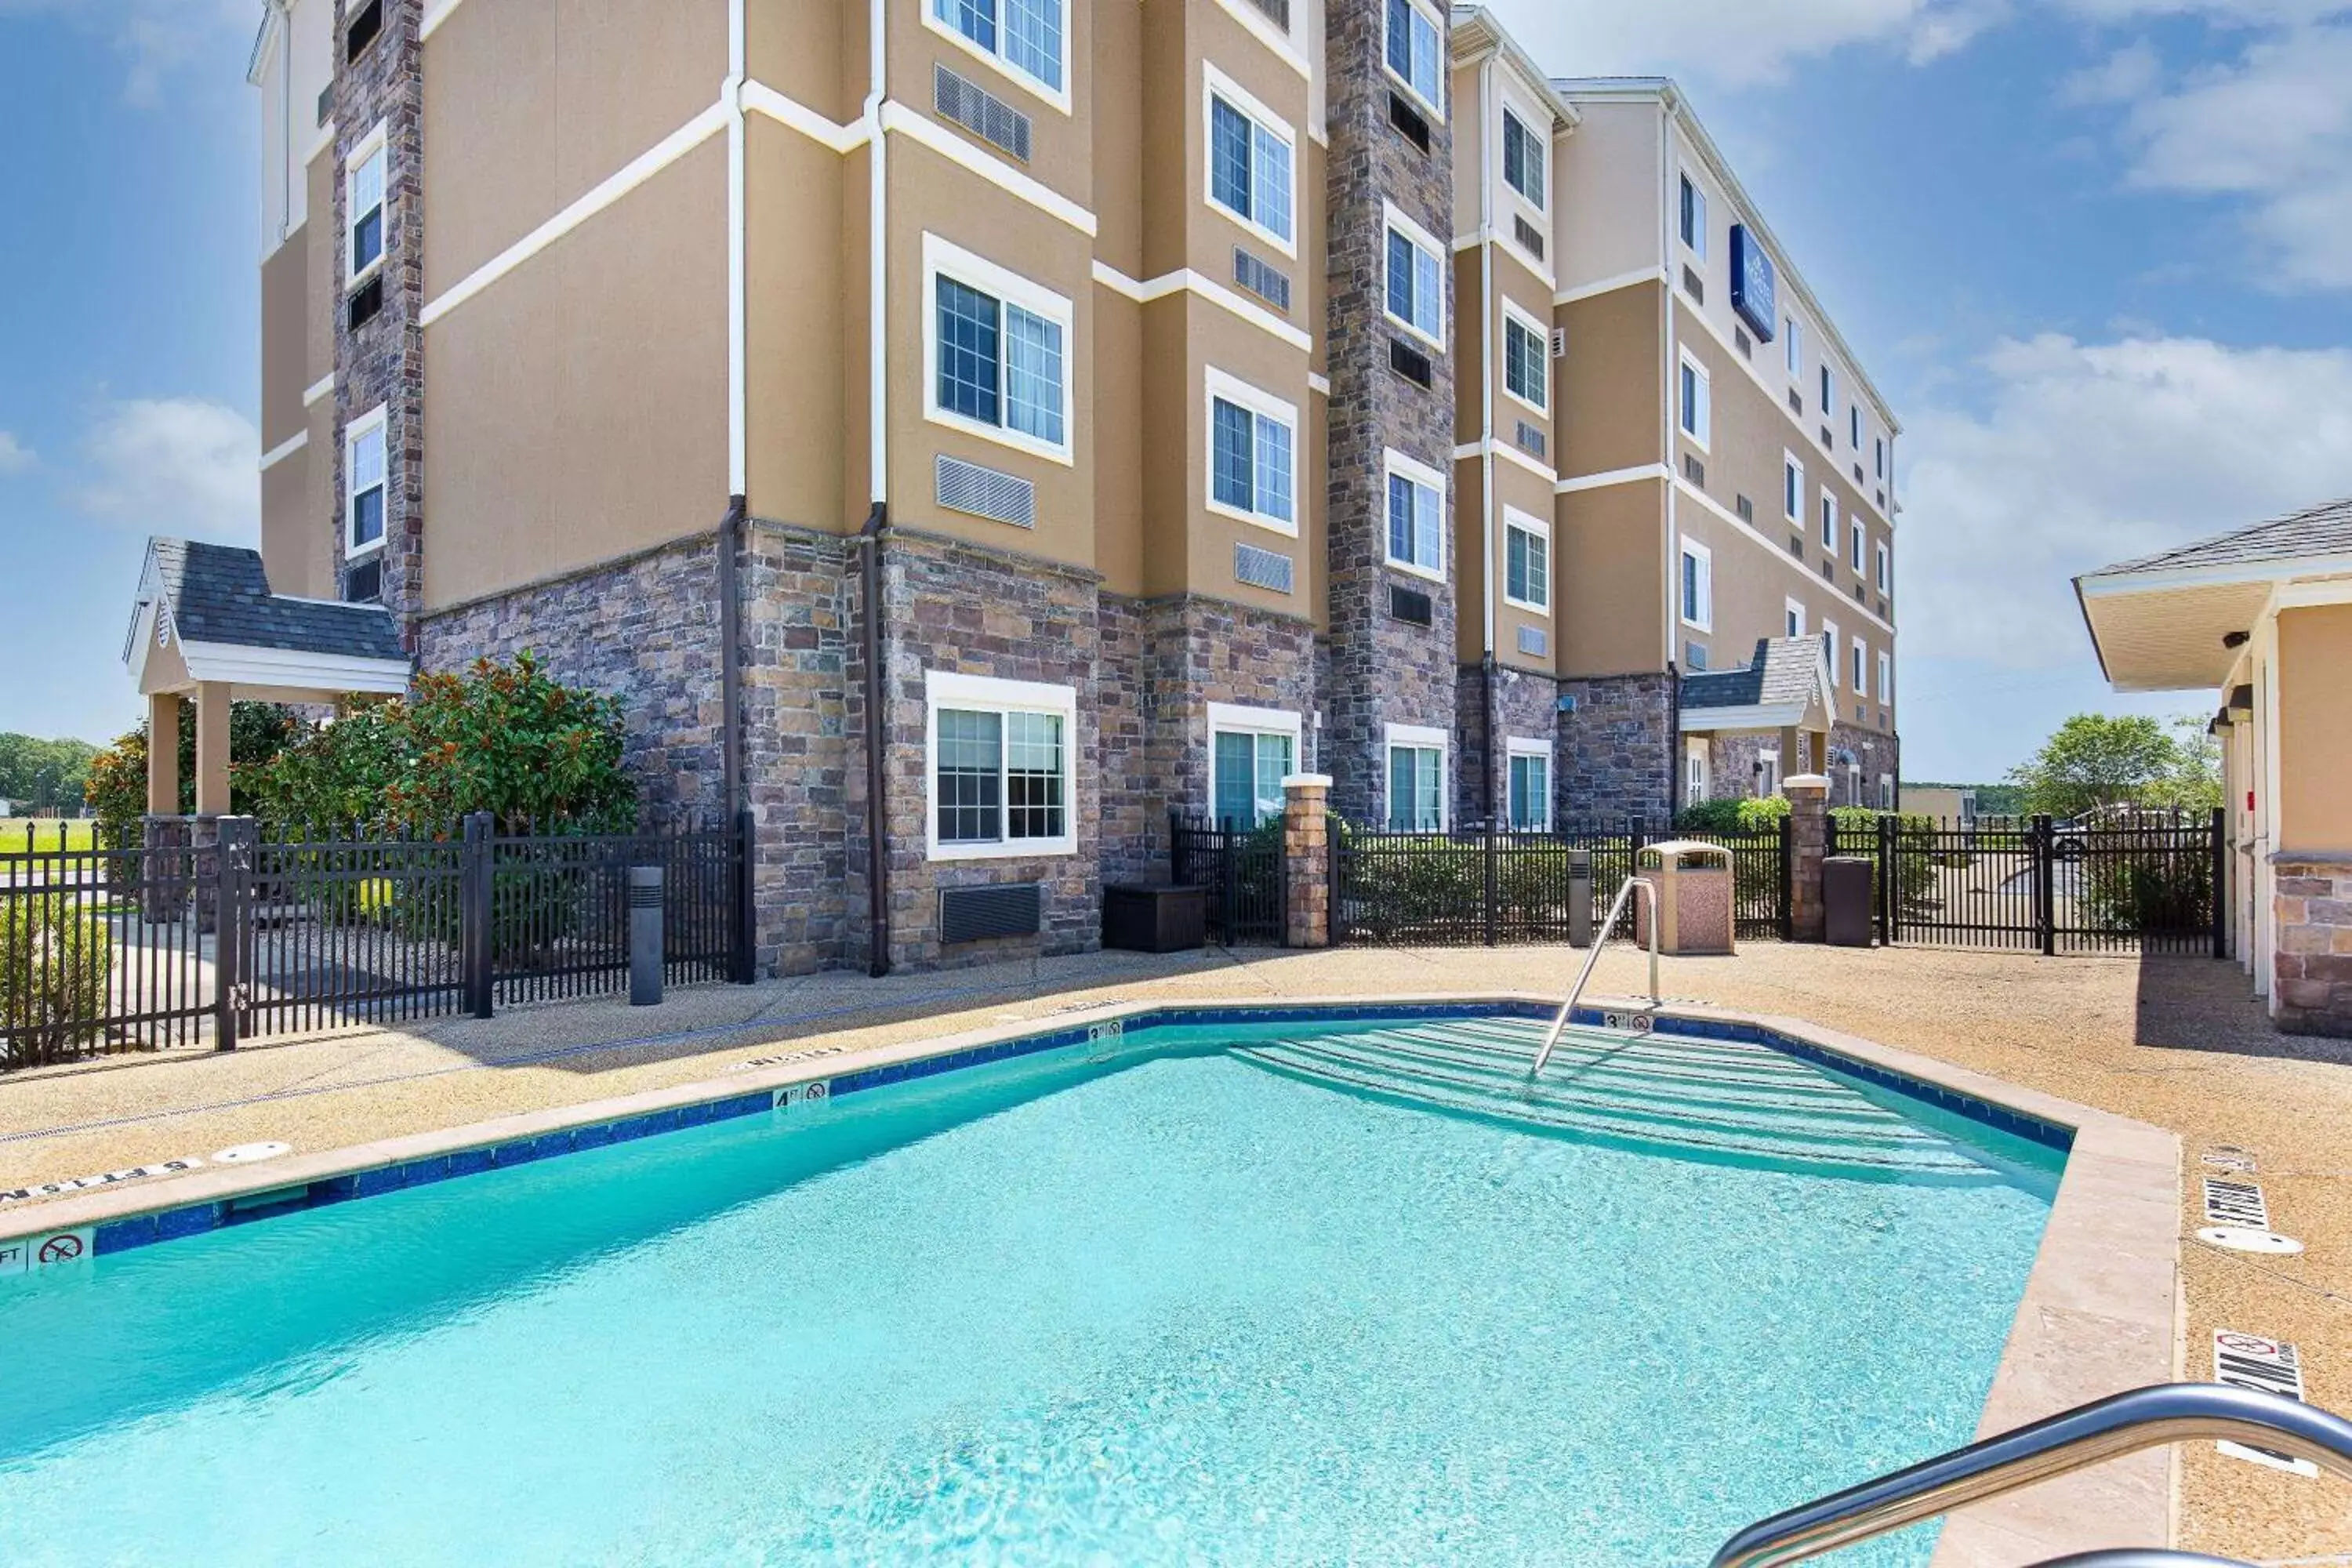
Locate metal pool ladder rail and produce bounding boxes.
[1709,1381,2352,1568]
[1531,875,1659,1076]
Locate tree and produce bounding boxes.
[2146,715,2223,812]
[0,733,100,814]
[82,702,300,845]
[2008,713,2212,819]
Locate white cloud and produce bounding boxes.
[1900,334,2352,672]
[0,0,250,107]
[1475,0,2002,86]
[2056,40,2163,105]
[73,398,259,543]
[0,433,32,474]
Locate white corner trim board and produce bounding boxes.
[742,81,873,154]
[1555,462,1671,495]
[881,103,1097,237]
[302,373,335,408]
[259,429,310,471]
[1090,261,1312,354]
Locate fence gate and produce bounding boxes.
[1170,816,1284,944]
[1842,810,2225,956]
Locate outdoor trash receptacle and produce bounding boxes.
[1630,840,1736,956]
[1824,856,1874,947]
[1102,884,1207,953]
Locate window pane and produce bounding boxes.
[1004,711,1064,840]
[1414,246,1441,334]
[1386,747,1414,831]
[1252,125,1292,241]
[936,277,1000,425]
[1004,0,1062,88]
[351,425,386,492]
[1386,230,1413,321]
[1507,528,1530,602]
[1385,0,1411,81]
[937,0,997,53]
[1254,412,1293,523]
[1213,733,1252,828]
[1408,9,1439,103]
[1387,474,1413,564]
[352,209,382,273]
[1503,116,1525,195]
[936,708,1003,844]
[1507,320,1543,407]
[1211,399,1254,512]
[1256,735,1294,825]
[1414,481,1441,569]
[1004,304,1064,444]
[350,485,384,548]
[1210,99,1252,221]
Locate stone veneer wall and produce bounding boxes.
[1555,672,1675,827]
[1454,663,1561,826]
[2273,858,2352,1038]
[1320,0,1457,826]
[1096,592,1155,887]
[1707,732,1778,802]
[332,0,426,637]
[1145,595,1323,827]
[1828,720,1902,808]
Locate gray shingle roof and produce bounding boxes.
[147,538,407,662]
[2092,495,2352,578]
[1681,637,1825,712]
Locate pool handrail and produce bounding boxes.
[1709,1381,2352,1568]
[1530,874,1658,1076]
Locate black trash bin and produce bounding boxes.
[1823,856,1874,947]
[1102,884,1208,953]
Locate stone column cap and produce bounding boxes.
[1282,774,1334,789]
[1784,773,1831,793]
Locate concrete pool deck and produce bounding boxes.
[2,942,2347,1563]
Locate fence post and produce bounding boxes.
[2033,814,2056,957]
[1483,817,1498,948]
[1778,816,1793,942]
[1327,811,1347,946]
[1875,814,1893,947]
[734,807,759,985]
[1785,775,1829,942]
[211,817,256,1052]
[1221,828,1240,946]
[2209,805,2227,960]
[461,811,495,1018]
[1281,775,1333,949]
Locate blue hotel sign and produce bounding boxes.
[1730,224,1777,343]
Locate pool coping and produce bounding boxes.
[0,990,2179,1563]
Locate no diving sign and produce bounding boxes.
[2212,1329,2318,1476]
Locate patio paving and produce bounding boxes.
[2,940,2347,1563]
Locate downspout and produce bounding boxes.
[859,0,893,978]
[720,498,745,820]
[1657,98,1675,677]
[1476,55,1499,827]
[277,3,292,244]
[725,0,746,496]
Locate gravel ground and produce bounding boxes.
[2,940,2347,1562]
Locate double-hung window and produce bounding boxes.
[1850,405,1862,450]
[1384,0,1443,117]
[1875,436,1886,481]
[1385,724,1447,833]
[1207,368,1298,534]
[931,0,1066,106]
[1384,449,1445,579]
[1784,317,1803,380]
[1678,350,1710,450]
[1820,492,1837,552]
[1878,651,1893,706]
[1679,536,1712,632]
[1384,201,1445,346]
[1875,540,1890,593]
[1502,107,1546,210]
[927,671,1076,859]
[1502,303,1548,413]
[1205,67,1295,253]
[1820,363,1835,419]
[1783,453,1804,524]
[1850,519,1866,572]
[346,403,387,557]
[1506,739,1551,832]
[925,234,1072,463]
[347,125,387,284]
[1852,637,1868,696]
[1678,172,1706,258]
[1503,506,1549,612]
[1208,703,1301,830]
[1821,619,1841,688]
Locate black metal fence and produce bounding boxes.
[0,812,753,1073]
[1169,816,1284,944]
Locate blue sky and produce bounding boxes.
[3,0,2350,784]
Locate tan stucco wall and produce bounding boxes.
[1093,285,1143,598]
[422,140,729,611]
[1556,477,1665,677]
[262,227,310,452]
[305,149,335,389]
[260,397,336,604]
[895,0,1093,211]
[422,0,728,296]
[745,117,847,532]
[1552,98,1661,291]
[2278,604,2352,855]
[746,0,858,126]
[1492,458,1555,675]
[1555,281,1663,478]
[1091,0,1143,280]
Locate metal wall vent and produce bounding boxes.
[1788,534,1804,557]
[1243,0,1292,28]
[317,84,333,126]
[940,883,1041,945]
[1788,388,1804,416]
[1681,264,1704,304]
[1512,215,1545,260]
[346,275,383,332]
[1734,494,1754,523]
[1820,425,1834,449]
[1685,641,1709,672]
[1388,92,1431,152]
[1853,462,1867,484]
[1233,247,1291,312]
[935,454,1036,528]
[1388,583,1433,626]
[1389,337,1433,387]
[935,65,1033,162]
[1734,326,1751,358]
[1234,542,1294,593]
[1516,625,1548,658]
[1681,452,1705,487]
[1551,327,1566,358]
[1514,420,1548,461]
[343,557,382,604]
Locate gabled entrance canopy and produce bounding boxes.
[123,538,410,815]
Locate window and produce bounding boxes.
[1878,650,1893,706]
[1209,703,1301,829]
[1383,203,1445,345]
[1503,506,1549,612]
[1677,351,1710,450]
[1383,449,1446,579]
[1784,597,1806,639]
[346,404,387,557]
[1206,368,1298,534]
[1502,107,1545,209]
[1875,540,1890,593]
[1205,69,1295,253]
[924,234,1073,462]
[1385,724,1447,831]
[1850,518,1865,572]
[1679,536,1712,631]
[1756,750,1780,799]
[1783,453,1804,523]
[1875,435,1886,481]
[1678,172,1706,258]
[1820,363,1835,418]
[1852,637,1868,695]
[1384,0,1443,118]
[1784,317,1802,380]
[346,125,387,285]
[1502,305,1548,413]
[1506,740,1551,831]
[1821,619,1840,688]
[1878,773,1895,811]
[930,0,1066,105]
[926,671,1076,859]
[1850,404,1861,449]
[1819,492,1837,552]
[1684,739,1709,806]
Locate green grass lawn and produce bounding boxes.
[0,818,96,851]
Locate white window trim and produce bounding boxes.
[924,669,1080,862]
[1382,447,1448,583]
[344,401,388,560]
[1784,596,1807,639]
[1210,0,1310,78]
[1501,299,1550,418]
[1202,64,1298,261]
[1822,618,1842,690]
[1382,0,1447,123]
[1875,540,1890,593]
[1850,519,1866,573]
[1877,650,1893,706]
[1499,94,1547,218]
[921,231,1076,467]
[1505,736,1552,831]
[1678,169,1707,260]
[1678,535,1713,633]
[1383,721,1450,833]
[1783,451,1804,524]
[1756,750,1781,799]
[1207,702,1305,826]
[1501,504,1550,614]
[1851,635,1868,696]
[1820,362,1837,421]
[1684,736,1710,804]
[1382,199,1447,350]
[920,0,1073,116]
[1203,365,1301,538]
[1677,348,1711,452]
[344,120,389,288]
[1820,491,1838,551]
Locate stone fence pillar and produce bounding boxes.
[1282,774,1333,949]
[1787,773,1829,942]
[141,813,191,925]
[2274,854,2352,1039]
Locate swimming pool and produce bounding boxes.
[0,1011,2061,1565]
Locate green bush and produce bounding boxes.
[0,895,113,1065]
[1828,808,1940,913]
[2082,848,2212,935]
[1674,796,1790,834]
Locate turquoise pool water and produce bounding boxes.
[0,1018,2060,1566]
